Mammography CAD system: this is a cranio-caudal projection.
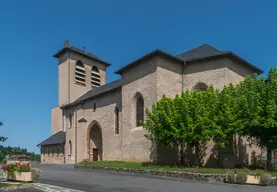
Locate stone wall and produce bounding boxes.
[75,164,226,182]
[64,88,122,164]
[40,145,64,164]
[121,55,158,162]
[51,106,63,134]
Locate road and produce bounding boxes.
[37,164,276,192]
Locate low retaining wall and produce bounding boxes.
[75,165,226,182]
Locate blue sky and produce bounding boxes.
[0,0,276,153]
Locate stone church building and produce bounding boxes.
[38,41,263,166]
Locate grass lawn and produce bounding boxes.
[0,183,14,188]
[79,161,277,176]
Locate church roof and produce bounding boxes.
[115,44,263,74]
[61,78,123,108]
[53,46,111,67]
[114,49,184,74]
[177,44,263,73]
[37,131,65,146]
[176,44,223,60]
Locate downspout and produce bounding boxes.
[62,109,65,164]
[182,62,186,93]
[74,105,78,164]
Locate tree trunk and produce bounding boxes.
[180,156,184,165]
[180,143,185,165]
[267,147,273,171]
[195,144,200,167]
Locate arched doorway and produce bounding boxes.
[87,121,103,161]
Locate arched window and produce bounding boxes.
[115,106,119,134]
[91,66,100,88]
[136,95,144,127]
[75,60,86,85]
[193,82,208,91]
[69,140,72,155]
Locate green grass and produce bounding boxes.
[0,183,14,188]
[79,161,277,176]
[79,161,228,174]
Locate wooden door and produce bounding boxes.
[93,148,98,161]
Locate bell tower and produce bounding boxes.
[53,40,111,106]
[50,41,111,134]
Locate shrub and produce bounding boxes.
[236,172,247,184]
[226,171,236,183]
[31,167,40,182]
[260,173,272,186]
[16,164,31,172]
[5,164,16,178]
[256,170,266,177]
[233,168,250,175]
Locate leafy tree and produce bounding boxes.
[215,85,244,139]
[143,95,187,164]
[237,67,277,170]
[0,145,40,162]
[0,121,39,162]
[0,121,7,142]
[143,87,225,165]
[213,84,245,159]
[182,86,223,166]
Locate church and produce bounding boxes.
[38,41,263,166]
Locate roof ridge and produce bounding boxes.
[176,44,220,57]
[176,44,222,61]
[61,78,123,108]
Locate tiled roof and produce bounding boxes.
[37,131,65,146]
[53,46,111,66]
[115,44,263,75]
[61,79,123,108]
[176,44,224,61]
[9,155,30,161]
[114,49,184,74]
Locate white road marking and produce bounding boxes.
[33,183,85,192]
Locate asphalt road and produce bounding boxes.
[37,164,277,192]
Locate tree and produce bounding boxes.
[143,94,187,164]
[237,67,277,170]
[143,87,225,165]
[181,86,224,166]
[0,121,7,142]
[215,85,244,139]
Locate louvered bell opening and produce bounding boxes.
[91,70,100,88]
[75,65,86,85]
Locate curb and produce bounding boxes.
[74,165,226,183]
